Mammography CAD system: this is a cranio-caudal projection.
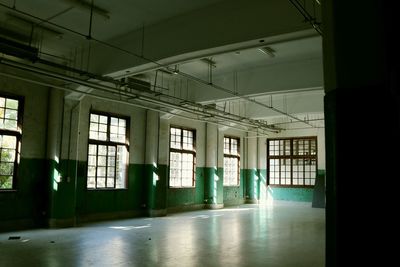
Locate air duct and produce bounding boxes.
[0,36,38,61]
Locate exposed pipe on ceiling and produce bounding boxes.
[0,70,266,135]
[0,2,312,130]
[176,70,315,127]
[0,57,279,133]
[288,0,322,35]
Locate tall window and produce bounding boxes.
[169,126,196,187]
[267,137,317,186]
[0,95,22,190]
[87,112,129,189]
[223,136,240,186]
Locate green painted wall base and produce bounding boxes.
[167,204,204,213]
[48,218,76,228]
[245,199,259,204]
[0,219,35,233]
[77,210,144,224]
[224,198,245,206]
[268,186,314,202]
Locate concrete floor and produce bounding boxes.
[0,201,325,267]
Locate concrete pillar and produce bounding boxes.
[47,89,76,227]
[204,123,223,209]
[245,132,258,204]
[322,1,398,266]
[145,110,166,216]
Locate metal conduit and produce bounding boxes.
[0,2,317,130]
[0,58,279,132]
[0,70,265,135]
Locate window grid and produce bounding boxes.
[267,137,317,187]
[223,137,240,186]
[0,95,22,190]
[87,112,129,189]
[169,127,196,188]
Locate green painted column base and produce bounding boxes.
[147,209,167,217]
[204,203,224,209]
[48,217,76,228]
[245,199,259,204]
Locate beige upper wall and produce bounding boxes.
[265,127,326,170]
[64,96,147,164]
[0,72,49,159]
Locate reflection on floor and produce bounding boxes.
[0,201,325,267]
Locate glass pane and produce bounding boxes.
[0,175,13,189]
[2,135,16,149]
[99,132,107,141]
[0,98,5,108]
[87,177,95,188]
[110,125,118,134]
[107,167,115,177]
[6,99,18,109]
[99,124,107,133]
[98,156,107,166]
[88,144,97,155]
[111,117,118,126]
[88,166,96,177]
[0,162,14,175]
[99,115,108,124]
[89,131,98,140]
[4,119,17,130]
[97,167,106,177]
[1,148,15,162]
[97,178,106,188]
[5,109,17,120]
[98,145,107,155]
[116,145,128,189]
[106,177,115,188]
[90,114,99,123]
[88,155,97,166]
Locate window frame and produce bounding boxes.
[267,136,317,188]
[0,93,24,191]
[168,125,196,188]
[223,136,240,186]
[86,111,130,190]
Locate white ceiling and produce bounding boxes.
[0,0,324,133]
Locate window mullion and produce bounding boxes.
[105,145,108,188]
[114,145,117,189]
[95,144,98,189]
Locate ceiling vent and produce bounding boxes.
[258,46,276,58]
[121,77,151,93]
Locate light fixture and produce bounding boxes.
[173,65,179,74]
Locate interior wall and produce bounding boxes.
[219,127,246,206]
[52,96,147,223]
[166,117,206,211]
[0,73,49,230]
[262,127,325,202]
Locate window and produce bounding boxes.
[87,112,129,189]
[169,126,196,187]
[267,137,317,186]
[223,136,240,186]
[0,95,22,190]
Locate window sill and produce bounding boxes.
[86,188,128,191]
[168,186,196,189]
[0,189,17,193]
[268,185,315,188]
